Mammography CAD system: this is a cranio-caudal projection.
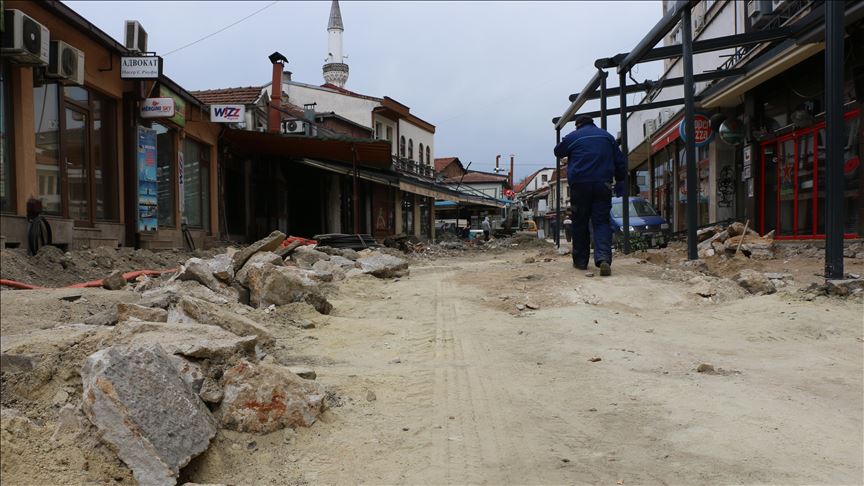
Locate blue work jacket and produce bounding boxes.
[553,122,627,186]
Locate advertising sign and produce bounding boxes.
[120,56,161,79]
[742,145,752,179]
[678,113,715,147]
[210,104,246,123]
[159,85,186,127]
[140,97,175,119]
[718,118,745,145]
[136,126,158,232]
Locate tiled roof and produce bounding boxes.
[434,157,459,172]
[191,86,263,105]
[445,171,508,184]
[320,83,382,102]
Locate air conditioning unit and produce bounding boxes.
[747,0,774,28]
[643,119,658,137]
[281,119,306,134]
[48,41,85,85]
[694,14,705,32]
[659,108,675,125]
[2,9,50,65]
[124,20,148,53]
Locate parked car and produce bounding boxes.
[609,197,670,248]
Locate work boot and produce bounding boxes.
[573,259,587,270]
[599,261,611,276]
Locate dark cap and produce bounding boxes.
[574,115,594,128]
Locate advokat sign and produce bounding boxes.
[120,56,162,79]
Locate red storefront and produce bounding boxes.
[759,109,861,239]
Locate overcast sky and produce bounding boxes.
[65,0,664,180]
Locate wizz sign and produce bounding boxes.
[210,104,246,123]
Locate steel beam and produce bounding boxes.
[569,68,745,102]
[617,0,695,74]
[599,70,608,130]
[554,70,603,130]
[682,8,698,260]
[824,0,845,279]
[567,96,702,121]
[619,71,630,255]
[555,128,562,248]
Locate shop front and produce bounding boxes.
[759,109,861,239]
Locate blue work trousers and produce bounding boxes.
[570,182,612,268]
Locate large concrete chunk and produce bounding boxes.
[114,321,257,359]
[205,253,235,283]
[736,269,777,295]
[245,263,332,314]
[176,258,223,293]
[232,231,286,272]
[234,251,284,286]
[178,296,273,343]
[117,303,168,323]
[81,345,217,486]
[291,246,331,269]
[356,252,410,278]
[217,361,326,434]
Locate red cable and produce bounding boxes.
[0,268,177,290]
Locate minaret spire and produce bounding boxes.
[323,0,349,87]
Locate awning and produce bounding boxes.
[297,158,396,187]
[399,181,455,201]
[222,129,393,169]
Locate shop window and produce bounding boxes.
[0,61,13,212]
[33,83,62,215]
[419,143,424,164]
[402,192,414,235]
[154,123,176,227]
[92,93,118,220]
[182,138,210,229]
[65,108,89,222]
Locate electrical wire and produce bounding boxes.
[162,1,279,56]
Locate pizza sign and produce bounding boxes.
[678,113,715,147]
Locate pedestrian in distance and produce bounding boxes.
[553,114,627,276]
[563,215,573,242]
[481,216,492,241]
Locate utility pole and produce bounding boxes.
[682,7,698,261]
[824,0,845,279]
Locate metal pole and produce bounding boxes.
[555,127,562,247]
[682,6,699,260]
[824,0,845,279]
[618,71,631,255]
[599,70,608,131]
[352,145,360,233]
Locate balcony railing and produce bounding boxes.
[393,157,433,177]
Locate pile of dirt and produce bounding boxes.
[0,246,222,288]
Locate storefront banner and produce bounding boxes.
[140,97,175,119]
[121,56,161,79]
[136,126,158,232]
[159,85,186,127]
[678,113,715,147]
[210,104,246,123]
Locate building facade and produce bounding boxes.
[1,1,220,251]
[624,0,863,240]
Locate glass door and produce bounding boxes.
[797,133,815,236]
[777,137,795,236]
[64,107,90,224]
[761,143,777,235]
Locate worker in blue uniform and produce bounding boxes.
[553,115,627,276]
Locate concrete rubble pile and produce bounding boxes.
[1,230,411,485]
[696,221,776,259]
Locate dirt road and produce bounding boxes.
[183,249,864,485]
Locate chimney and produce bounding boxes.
[495,154,501,172]
[509,154,514,187]
[268,51,288,134]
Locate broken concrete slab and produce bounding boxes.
[245,264,332,314]
[235,251,284,286]
[205,253,235,283]
[81,345,217,486]
[117,303,168,323]
[217,361,326,434]
[177,296,273,343]
[288,366,317,380]
[113,321,257,359]
[198,377,223,404]
[274,240,303,259]
[142,280,231,307]
[736,269,777,295]
[316,246,361,261]
[291,246,331,269]
[356,253,410,279]
[169,355,205,394]
[232,231,286,272]
[176,258,225,294]
[84,308,119,326]
[825,279,864,297]
[102,270,127,291]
